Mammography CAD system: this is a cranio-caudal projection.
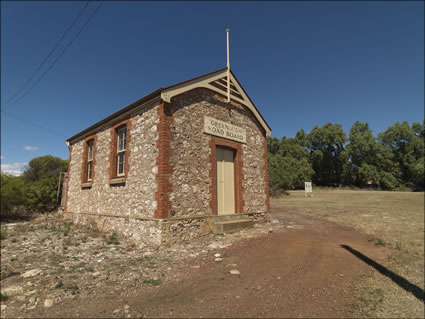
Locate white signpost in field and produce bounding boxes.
[305,182,313,197]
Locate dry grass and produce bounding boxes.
[272,189,424,318]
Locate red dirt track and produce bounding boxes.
[26,210,387,318]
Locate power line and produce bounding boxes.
[2,110,67,138]
[1,0,104,111]
[2,1,90,108]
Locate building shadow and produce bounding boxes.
[340,244,424,303]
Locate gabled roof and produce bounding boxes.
[66,68,271,143]
[161,68,271,136]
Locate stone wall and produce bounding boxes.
[160,218,211,247]
[65,87,269,248]
[66,102,160,219]
[65,213,163,249]
[168,88,268,217]
[63,212,268,249]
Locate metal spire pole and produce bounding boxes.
[226,29,230,102]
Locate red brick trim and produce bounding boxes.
[81,135,97,186]
[263,135,271,212]
[209,136,244,215]
[109,119,131,182]
[154,102,173,219]
[64,145,72,212]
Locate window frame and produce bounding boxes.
[81,135,97,187]
[87,140,94,181]
[116,127,127,177]
[109,119,131,183]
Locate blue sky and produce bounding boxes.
[1,1,424,175]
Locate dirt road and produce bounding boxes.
[23,210,387,318]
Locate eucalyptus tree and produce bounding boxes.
[267,135,314,190]
[378,121,424,189]
[307,123,347,187]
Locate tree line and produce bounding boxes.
[1,121,423,219]
[1,155,68,219]
[268,121,424,191]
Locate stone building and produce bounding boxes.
[64,68,271,248]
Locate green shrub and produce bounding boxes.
[1,155,68,219]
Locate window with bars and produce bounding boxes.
[117,127,127,176]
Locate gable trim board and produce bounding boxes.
[66,69,271,144]
[161,69,271,136]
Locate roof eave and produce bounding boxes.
[66,89,162,144]
[66,67,272,143]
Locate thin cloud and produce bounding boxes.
[24,146,38,151]
[0,156,3,160]
[1,162,28,176]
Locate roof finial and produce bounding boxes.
[226,29,230,102]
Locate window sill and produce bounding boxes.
[81,182,92,189]
[109,177,126,185]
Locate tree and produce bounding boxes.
[23,155,68,182]
[279,136,310,160]
[268,134,314,190]
[346,121,391,188]
[347,121,377,167]
[267,120,424,192]
[266,137,280,155]
[22,155,68,212]
[0,173,27,217]
[1,155,69,217]
[378,121,424,189]
[25,178,59,212]
[308,123,347,187]
[268,153,314,190]
[408,121,425,189]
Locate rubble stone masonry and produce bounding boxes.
[65,88,269,248]
[169,88,268,217]
[66,101,160,224]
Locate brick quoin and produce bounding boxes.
[154,102,173,219]
[65,145,72,212]
[209,136,244,215]
[109,119,131,181]
[263,135,271,212]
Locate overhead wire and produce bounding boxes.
[1,0,104,110]
[2,110,67,138]
[2,0,90,108]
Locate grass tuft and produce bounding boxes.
[375,239,388,246]
[143,278,162,286]
[64,283,80,295]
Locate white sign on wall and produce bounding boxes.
[305,182,313,197]
[204,116,246,143]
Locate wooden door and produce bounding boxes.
[217,147,235,215]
